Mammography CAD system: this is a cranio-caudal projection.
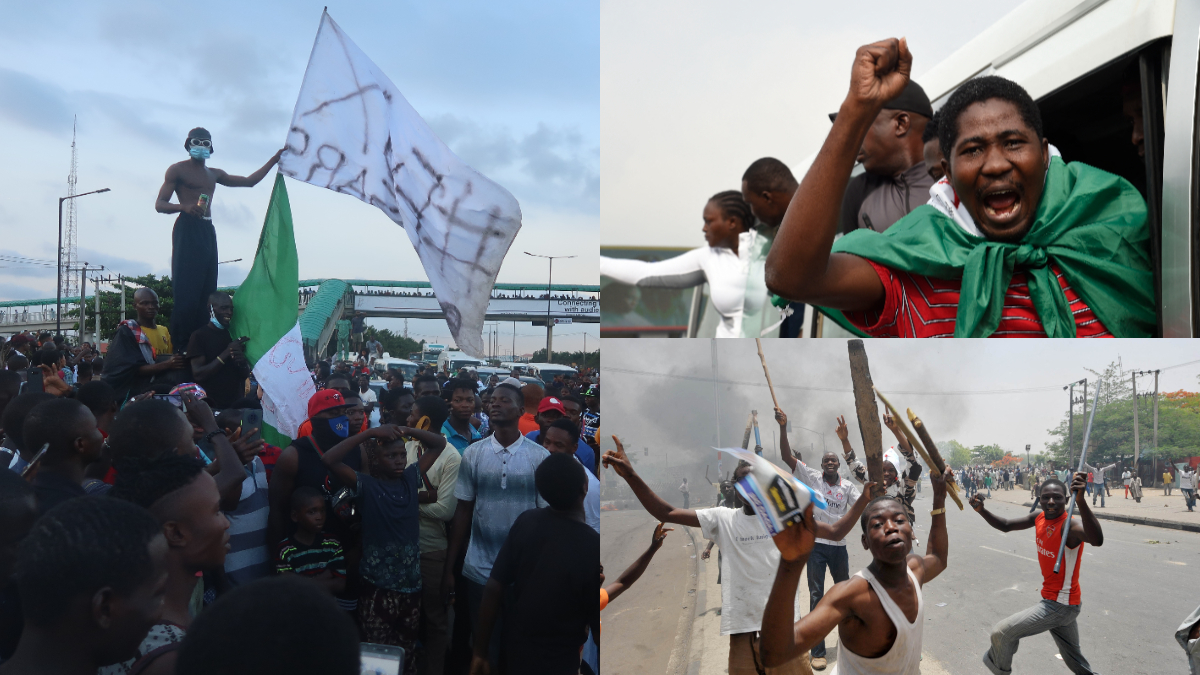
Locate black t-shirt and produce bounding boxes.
[186,325,248,409]
[490,507,599,673]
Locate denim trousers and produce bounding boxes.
[1089,482,1105,507]
[983,599,1096,674]
[806,543,849,658]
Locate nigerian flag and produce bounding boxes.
[231,173,316,448]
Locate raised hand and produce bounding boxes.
[882,410,899,433]
[1070,471,1087,498]
[847,38,913,110]
[651,522,673,551]
[968,493,986,512]
[774,408,788,427]
[181,391,216,431]
[602,435,634,478]
[835,415,849,442]
[773,503,817,562]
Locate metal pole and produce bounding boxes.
[1153,370,1160,468]
[80,267,86,343]
[546,257,553,359]
[1070,381,1080,470]
[119,274,125,324]
[1055,381,1102,574]
[94,280,100,344]
[1132,371,1140,466]
[56,198,63,335]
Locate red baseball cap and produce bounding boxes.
[538,397,567,415]
[308,389,350,419]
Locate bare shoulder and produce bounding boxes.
[906,552,926,583]
[830,574,872,609]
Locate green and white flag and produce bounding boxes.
[231,173,315,448]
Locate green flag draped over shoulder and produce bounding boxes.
[230,173,316,449]
[819,157,1153,338]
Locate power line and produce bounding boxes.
[603,355,1200,397]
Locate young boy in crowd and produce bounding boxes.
[0,497,168,675]
[471,452,600,674]
[276,486,347,597]
[322,408,442,675]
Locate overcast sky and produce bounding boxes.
[0,0,598,353]
[601,0,1024,249]
[602,339,1200,486]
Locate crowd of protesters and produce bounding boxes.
[0,292,602,675]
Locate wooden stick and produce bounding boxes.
[755,338,781,410]
[907,409,964,510]
[741,411,756,450]
[847,340,884,498]
[873,388,938,474]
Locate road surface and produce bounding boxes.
[601,485,1200,674]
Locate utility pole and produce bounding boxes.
[1131,371,1140,467]
[1152,369,1160,464]
[119,274,125,324]
[94,279,100,345]
[524,251,576,360]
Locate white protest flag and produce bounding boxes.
[279,10,522,357]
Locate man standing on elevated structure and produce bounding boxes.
[155,127,283,347]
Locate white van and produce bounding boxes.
[373,354,421,382]
[437,351,484,373]
[500,362,531,375]
[527,363,578,381]
[693,0,1200,337]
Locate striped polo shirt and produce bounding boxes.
[276,535,346,578]
[223,457,271,585]
[843,260,1113,338]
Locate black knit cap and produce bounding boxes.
[828,80,933,122]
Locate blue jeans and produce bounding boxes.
[1090,482,1104,507]
[807,543,849,658]
[1184,488,1196,511]
[465,578,505,670]
[983,600,1096,674]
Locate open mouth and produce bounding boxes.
[885,538,907,549]
[981,188,1022,223]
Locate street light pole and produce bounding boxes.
[524,252,576,360]
[56,187,111,336]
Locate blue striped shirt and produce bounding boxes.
[454,433,549,585]
[224,458,271,585]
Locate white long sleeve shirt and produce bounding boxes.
[600,231,764,338]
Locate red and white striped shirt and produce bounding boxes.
[843,259,1112,338]
[1035,511,1084,605]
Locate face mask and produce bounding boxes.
[189,146,211,160]
[209,305,224,329]
[328,415,351,438]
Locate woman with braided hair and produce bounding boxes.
[600,190,784,337]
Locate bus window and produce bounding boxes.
[1036,39,1168,334]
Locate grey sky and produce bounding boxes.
[0,0,597,353]
[602,339,1200,485]
[601,0,1023,248]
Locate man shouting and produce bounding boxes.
[765,38,1152,338]
[970,472,1104,674]
[156,127,284,346]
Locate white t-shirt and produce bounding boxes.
[696,507,802,636]
[1122,471,1132,486]
[792,463,862,546]
[358,387,378,404]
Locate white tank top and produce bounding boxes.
[832,566,924,675]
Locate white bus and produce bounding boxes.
[437,351,484,373]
